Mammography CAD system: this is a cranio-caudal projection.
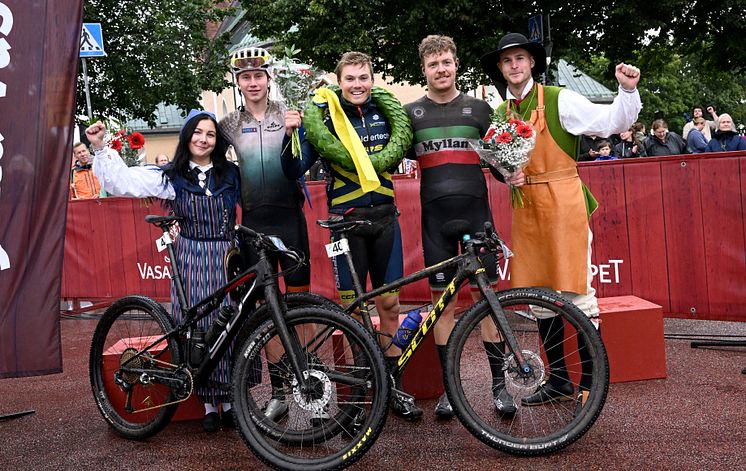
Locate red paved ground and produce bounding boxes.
[1,316,744,470]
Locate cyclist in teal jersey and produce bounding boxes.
[219,45,311,422]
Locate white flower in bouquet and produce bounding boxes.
[273,45,326,157]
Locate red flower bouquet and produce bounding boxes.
[472,118,535,207]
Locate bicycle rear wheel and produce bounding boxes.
[445,288,609,455]
[89,296,183,439]
[232,306,390,470]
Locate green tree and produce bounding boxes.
[78,0,232,126]
[241,0,746,127]
[240,1,684,86]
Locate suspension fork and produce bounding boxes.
[474,270,533,376]
[263,282,311,391]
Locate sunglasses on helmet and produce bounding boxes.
[231,55,270,72]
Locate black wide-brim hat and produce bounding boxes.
[480,32,547,84]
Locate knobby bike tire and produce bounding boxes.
[89,295,182,439]
[445,288,609,455]
[231,306,390,471]
[231,291,343,367]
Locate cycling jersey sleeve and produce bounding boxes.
[280,125,318,180]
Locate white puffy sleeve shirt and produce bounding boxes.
[509,78,642,137]
[92,147,176,200]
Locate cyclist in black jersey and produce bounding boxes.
[283,52,422,421]
[405,35,516,418]
[219,45,312,423]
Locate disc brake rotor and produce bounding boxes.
[291,370,333,415]
[504,350,546,394]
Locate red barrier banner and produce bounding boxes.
[0,1,83,378]
[62,152,746,322]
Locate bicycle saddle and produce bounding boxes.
[317,218,372,233]
[144,215,183,228]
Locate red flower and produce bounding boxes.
[109,139,123,152]
[483,127,497,141]
[516,125,533,139]
[127,132,146,149]
[496,132,513,144]
[509,119,524,128]
[115,129,126,138]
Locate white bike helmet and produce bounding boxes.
[230,46,273,78]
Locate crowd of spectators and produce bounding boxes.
[577,104,746,160]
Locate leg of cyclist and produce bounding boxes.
[345,206,422,421]
[424,196,513,418]
[241,206,313,422]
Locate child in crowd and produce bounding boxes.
[594,140,617,161]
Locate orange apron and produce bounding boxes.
[509,85,589,294]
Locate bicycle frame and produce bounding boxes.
[336,230,533,381]
[118,223,314,396]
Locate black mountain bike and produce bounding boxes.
[89,215,391,470]
[317,217,610,455]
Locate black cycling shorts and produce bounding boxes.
[241,205,311,290]
[421,195,498,290]
[331,204,403,304]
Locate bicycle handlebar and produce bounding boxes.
[464,221,507,256]
[234,224,259,239]
[234,224,306,265]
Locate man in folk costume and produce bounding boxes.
[480,33,641,406]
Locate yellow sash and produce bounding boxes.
[312,89,380,193]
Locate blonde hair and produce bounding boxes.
[334,51,373,82]
[418,35,457,64]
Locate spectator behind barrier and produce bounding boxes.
[154,153,170,167]
[682,105,718,141]
[594,140,618,161]
[704,113,746,152]
[644,119,688,156]
[614,128,646,158]
[686,117,708,154]
[70,142,106,199]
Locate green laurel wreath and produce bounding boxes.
[303,85,413,173]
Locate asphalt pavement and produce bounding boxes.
[1,315,744,470]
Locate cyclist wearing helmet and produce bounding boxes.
[219,46,312,422]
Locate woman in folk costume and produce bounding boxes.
[480,33,641,407]
[86,110,241,432]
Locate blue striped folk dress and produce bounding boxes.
[168,166,240,405]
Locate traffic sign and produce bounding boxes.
[528,15,543,44]
[80,23,105,58]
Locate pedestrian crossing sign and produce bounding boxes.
[80,23,105,58]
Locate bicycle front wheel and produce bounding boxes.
[89,295,183,439]
[446,288,609,455]
[232,306,390,470]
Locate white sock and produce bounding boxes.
[204,403,218,415]
[222,402,232,412]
